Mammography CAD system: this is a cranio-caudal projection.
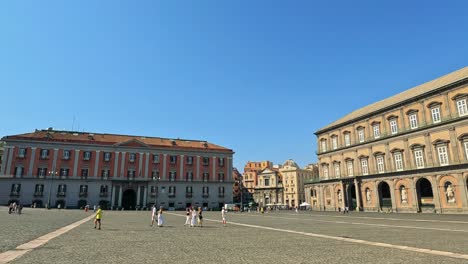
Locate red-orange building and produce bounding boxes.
[0,129,234,210]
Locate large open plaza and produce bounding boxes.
[1,208,468,263]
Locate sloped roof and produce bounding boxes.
[316,67,468,134]
[2,129,233,152]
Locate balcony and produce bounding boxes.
[186,193,193,198]
[9,192,20,197]
[34,192,44,197]
[79,192,88,198]
[99,192,108,197]
[57,192,66,197]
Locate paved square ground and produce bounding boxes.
[2,209,468,263]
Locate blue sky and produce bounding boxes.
[1,1,467,170]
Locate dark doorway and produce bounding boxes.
[56,200,66,209]
[122,189,136,210]
[378,182,392,209]
[416,178,434,212]
[347,184,357,210]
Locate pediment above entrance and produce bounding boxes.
[114,138,150,148]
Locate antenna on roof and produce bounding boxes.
[72,115,75,131]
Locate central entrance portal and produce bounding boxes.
[122,189,136,210]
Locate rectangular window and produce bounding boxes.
[202,186,209,194]
[152,154,159,163]
[373,125,380,139]
[202,157,210,166]
[186,186,192,193]
[218,157,225,167]
[390,119,398,135]
[169,186,176,194]
[464,142,468,161]
[358,129,365,143]
[457,99,468,116]
[35,184,44,194]
[81,169,88,178]
[18,148,26,158]
[322,166,329,179]
[152,170,160,180]
[437,145,449,166]
[203,173,209,182]
[127,170,135,178]
[431,107,441,123]
[169,171,176,181]
[60,168,69,177]
[218,173,224,182]
[79,185,88,193]
[321,140,327,152]
[186,156,193,165]
[129,153,136,162]
[334,163,340,177]
[361,159,369,175]
[344,134,351,146]
[83,151,91,161]
[186,172,193,182]
[347,161,353,176]
[40,149,49,159]
[104,152,111,162]
[63,150,71,160]
[394,152,403,171]
[414,149,425,169]
[57,184,67,194]
[264,178,270,186]
[14,167,23,177]
[38,168,47,177]
[101,170,110,178]
[170,155,177,164]
[11,184,21,194]
[332,137,338,150]
[376,156,385,173]
[409,114,418,129]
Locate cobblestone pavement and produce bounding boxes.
[0,207,90,253]
[6,210,468,264]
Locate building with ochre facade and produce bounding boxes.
[305,67,468,213]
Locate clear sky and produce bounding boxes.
[1,1,467,170]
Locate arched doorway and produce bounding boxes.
[416,178,434,212]
[378,182,392,210]
[122,189,136,210]
[347,183,357,210]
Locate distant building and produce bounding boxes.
[253,168,283,207]
[0,141,4,176]
[232,167,242,203]
[243,161,273,199]
[0,129,234,210]
[279,160,318,208]
[306,67,468,213]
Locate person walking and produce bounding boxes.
[157,207,164,227]
[190,207,197,227]
[221,207,227,227]
[94,206,102,230]
[150,205,157,227]
[197,207,203,228]
[184,207,191,226]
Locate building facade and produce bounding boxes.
[232,167,242,203]
[306,67,468,214]
[243,160,273,201]
[279,160,318,208]
[253,168,283,207]
[0,129,234,210]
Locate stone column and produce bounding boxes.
[196,156,201,181]
[118,186,123,207]
[138,152,143,178]
[424,133,434,167]
[410,177,419,212]
[180,155,185,181]
[136,186,141,207]
[429,176,442,213]
[385,143,392,172]
[94,151,100,178]
[455,173,468,209]
[111,185,116,207]
[162,154,167,180]
[399,109,407,131]
[73,149,80,177]
[212,156,216,181]
[145,153,150,178]
[227,157,233,181]
[389,180,397,212]
[28,147,37,177]
[443,92,452,118]
[449,127,460,164]
[403,139,411,170]
[340,182,346,209]
[420,101,427,125]
[5,146,14,176]
[120,152,126,177]
[354,178,361,211]
[113,152,120,178]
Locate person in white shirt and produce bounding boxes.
[150,205,157,227]
[221,208,227,226]
[157,207,164,227]
[184,207,191,226]
[190,207,197,227]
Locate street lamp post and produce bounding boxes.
[152,176,160,207]
[47,169,57,209]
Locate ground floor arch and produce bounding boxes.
[378,181,392,210]
[122,189,137,210]
[416,178,434,212]
[346,183,357,210]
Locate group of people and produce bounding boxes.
[183,206,205,227]
[151,205,165,227]
[8,202,23,214]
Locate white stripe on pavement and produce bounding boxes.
[285,213,468,224]
[166,212,468,260]
[0,215,94,264]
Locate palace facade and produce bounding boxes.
[305,67,468,213]
[0,129,234,210]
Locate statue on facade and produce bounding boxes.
[446,184,456,203]
[366,188,371,203]
[400,186,408,204]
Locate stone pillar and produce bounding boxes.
[143,186,147,207]
[455,173,468,209]
[0,147,9,175]
[136,186,141,207]
[162,154,167,180]
[385,143,392,172]
[340,182,346,209]
[196,155,201,181]
[389,180,397,212]
[429,176,442,213]
[138,152,143,178]
[145,153,150,178]
[28,147,37,176]
[449,127,460,164]
[180,155,185,181]
[420,101,427,125]
[403,139,411,170]
[373,181,380,211]
[410,177,419,212]
[227,157,233,181]
[73,150,80,177]
[424,133,434,167]
[5,146,14,176]
[354,178,361,211]
[111,185,116,207]
[368,147,375,174]
[212,156,216,181]
[399,109,406,131]
[113,152,120,178]
[443,92,452,118]
[118,186,123,207]
[94,151,100,178]
[120,152,126,177]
